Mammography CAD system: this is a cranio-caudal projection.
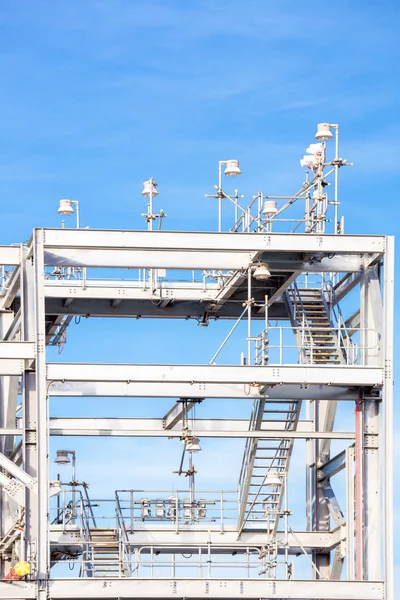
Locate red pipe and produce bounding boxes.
[355,400,363,580]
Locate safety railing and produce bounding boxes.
[249,325,378,366]
[115,490,239,534]
[60,544,293,580]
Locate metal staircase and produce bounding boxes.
[83,529,125,578]
[238,281,347,537]
[285,283,346,365]
[238,397,300,537]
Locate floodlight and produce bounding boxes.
[315,123,333,141]
[58,199,74,216]
[224,160,241,177]
[265,471,282,486]
[186,436,201,452]
[262,200,278,217]
[253,264,271,281]
[54,450,71,465]
[142,178,159,197]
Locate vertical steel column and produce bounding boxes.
[312,400,331,579]
[360,263,381,580]
[23,231,49,592]
[382,237,394,600]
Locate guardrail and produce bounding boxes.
[250,325,378,366]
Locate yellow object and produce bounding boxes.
[13,561,31,577]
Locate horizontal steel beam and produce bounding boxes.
[44,298,287,320]
[42,228,386,254]
[0,342,35,359]
[46,578,383,599]
[44,249,365,271]
[47,380,361,400]
[44,280,221,301]
[48,418,353,439]
[32,417,315,433]
[0,245,22,266]
[46,363,383,387]
[0,359,27,375]
[49,527,340,552]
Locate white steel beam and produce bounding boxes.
[48,419,353,439]
[0,360,27,375]
[49,527,340,552]
[0,581,35,599]
[44,248,364,271]
[47,380,361,400]
[42,228,386,254]
[44,280,221,301]
[0,342,35,359]
[46,578,383,599]
[46,417,315,433]
[46,363,383,387]
[0,246,22,266]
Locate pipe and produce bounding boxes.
[355,400,363,580]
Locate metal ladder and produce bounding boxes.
[83,529,125,578]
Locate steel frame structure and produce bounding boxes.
[0,224,394,600]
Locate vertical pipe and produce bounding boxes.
[75,202,80,229]
[258,191,262,230]
[305,400,311,531]
[207,530,212,578]
[334,126,339,234]
[346,446,355,580]
[247,268,252,365]
[175,494,179,535]
[218,162,223,232]
[284,474,289,579]
[220,491,224,533]
[355,400,363,580]
[264,295,269,365]
[305,171,310,233]
[130,490,134,533]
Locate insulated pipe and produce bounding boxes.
[355,400,363,580]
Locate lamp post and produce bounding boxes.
[315,123,340,233]
[54,450,77,523]
[58,199,80,229]
[141,178,159,232]
[217,160,241,232]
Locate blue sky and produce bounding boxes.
[1,0,399,584]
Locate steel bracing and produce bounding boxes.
[0,132,395,600]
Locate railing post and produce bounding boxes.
[220,491,224,534]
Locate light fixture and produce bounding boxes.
[142,178,159,197]
[54,450,71,465]
[186,436,201,452]
[265,471,282,486]
[224,160,241,177]
[306,143,323,155]
[58,199,75,216]
[315,123,333,141]
[253,264,271,281]
[262,200,278,217]
[300,155,318,169]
